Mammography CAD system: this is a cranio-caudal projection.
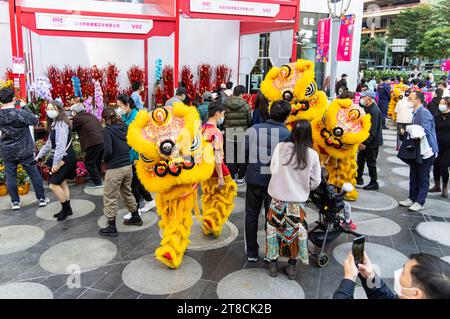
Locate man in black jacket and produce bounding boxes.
[244,100,291,262]
[333,252,450,299]
[0,88,48,210]
[356,90,383,190]
[71,103,104,188]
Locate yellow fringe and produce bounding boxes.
[200,175,237,237]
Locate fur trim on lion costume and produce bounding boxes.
[312,98,371,201]
[127,103,236,268]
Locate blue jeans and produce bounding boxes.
[4,154,46,203]
[409,157,434,206]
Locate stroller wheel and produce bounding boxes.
[317,254,329,268]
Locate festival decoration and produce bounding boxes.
[155,58,163,83]
[28,77,53,121]
[181,65,196,103]
[198,64,213,96]
[93,80,104,120]
[311,98,371,201]
[154,84,164,106]
[127,65,146,102]
[261,59,328,130]
[214,65,232,91]
[388,83,410,122]
[127,103,237,268]
[61,66,75,103]
[91,65,104,82]
[47,66,63,100]
[76,66,93,98]
[71,76,82,98]
[83,96,94,115]
[162,65,174,102]
[104,63,119,103]
[242,93,257,110]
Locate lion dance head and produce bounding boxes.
[260,59,328,129]
[312,98,371,200]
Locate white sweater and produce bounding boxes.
[268,143,321,203]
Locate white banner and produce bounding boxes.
[35,13,153,34]
[190,0,280,17]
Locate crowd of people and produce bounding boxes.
[0,70,449,298]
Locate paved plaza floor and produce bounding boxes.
[0,128,449,299]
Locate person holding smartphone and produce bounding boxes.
[36,101,77,221]
[0,87,48,210]
[333,251,450,299]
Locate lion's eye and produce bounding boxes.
[190,134,200,151]
[305,82,317,98]
[140,154,154,163]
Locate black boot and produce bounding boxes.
[56,201,70,221]
[284,264,297,280]
[123,211,143,226]
[53,203,65,218]
[268,260,278,277]
[99,219,118,237]
[65,200,73,216]
[356,177,364,185]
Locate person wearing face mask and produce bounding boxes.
[427,88,444,117]
[70,103,104,189]
[36,101,77,221]
[244,100,291,263]
[356,90,383,191]
[116,94,156,221]
[333,252,450,299]
[399,91,438,212]
[429,97,450,198]
[0,88,49,210]
[394,89,414,151]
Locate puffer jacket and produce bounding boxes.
[223,96,252,130]
[0,107,38,161]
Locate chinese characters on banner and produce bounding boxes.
[337,14,355,62]
[12,56,25,74]
[316,18,331,63]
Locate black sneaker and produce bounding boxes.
[363,182,379,191]
[99,219,118,237]
[123,212,143,226]
[356,178,364,186]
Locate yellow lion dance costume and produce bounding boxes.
[127,103,237,268]
[311,99,371,201]
[388,83,410,122]
[260,59,328,130]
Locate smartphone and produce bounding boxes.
[352,236,366,266]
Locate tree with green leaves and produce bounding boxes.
[418,26,450,61]
[360,36,389,65]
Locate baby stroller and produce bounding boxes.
[307,177,361,267]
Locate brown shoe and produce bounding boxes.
[442,186,448,198]
[429,184,441,193]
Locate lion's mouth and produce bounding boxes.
[144,156,195,177]
[291,100,310,115]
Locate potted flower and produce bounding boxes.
[17,164,30,195]
[75,161,88,184]
[0,159,7,196]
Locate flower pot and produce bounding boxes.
[0,184,7,196]
[18,182,30,195]
[75,176,87,185]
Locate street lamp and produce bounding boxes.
[327,0,352,98]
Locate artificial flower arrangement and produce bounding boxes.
[0,159,7,196]
[16,164,30,195]
[27,77,53,122]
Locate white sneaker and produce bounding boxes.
[399,198,414,207]
[408,202,424,212]
[139,200,156,213]
[11,202,20,210]
[39,197,50,207]
[123,211,142,220]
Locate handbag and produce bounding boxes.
[45,137,73,169]
[397,133,422,165]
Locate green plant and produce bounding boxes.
[16,165,30,186]
[0,159,5,184]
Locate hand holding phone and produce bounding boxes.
[352,236,366,266]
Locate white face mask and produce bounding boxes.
[116,108,126,116]
[439,104,448,113]
[47,110,59,119]
[394,268,418,299]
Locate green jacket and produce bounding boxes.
[223,96,252,130]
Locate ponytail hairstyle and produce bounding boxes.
[284,120,313,170]
[102,107,123,126]
[116,94,136,110]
